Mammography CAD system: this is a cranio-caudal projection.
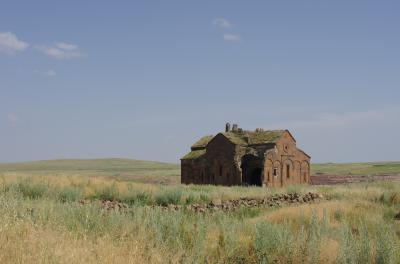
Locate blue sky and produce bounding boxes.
[1,0,399,163]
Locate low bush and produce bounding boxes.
[378,191,400,206]
[155,188,182,206]
[254,221,292,263]
[121,190,152,205]
[334,208,344,222]
[92,184,120,201]
[55,186,83,202]
[10,180,48,199]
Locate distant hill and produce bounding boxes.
[0,158,179,171]
[0,158,181,184]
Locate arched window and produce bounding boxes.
[286,164,290,179]
[284,145,288,152]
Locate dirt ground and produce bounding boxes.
[310,173,400,185]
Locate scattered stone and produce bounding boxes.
[211,198,222,206]
[100,200,128,211]
[78,199,90,205]
[395,212,400,220]
[162,192,323,213]
[78,192,323,214]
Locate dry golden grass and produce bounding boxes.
[0,164,399,263]
[319,238,340,264]
[0,223,172,264]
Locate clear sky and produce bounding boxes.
[1,0,399,163]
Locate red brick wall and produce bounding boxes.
[264,131,311,187]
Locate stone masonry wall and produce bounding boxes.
[181,130,311,187]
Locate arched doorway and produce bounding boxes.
[241,154,263,186]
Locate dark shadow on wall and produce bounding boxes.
[241,154,263,186]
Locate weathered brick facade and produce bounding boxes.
[181,124,311,187]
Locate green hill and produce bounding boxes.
[0,158,180,184]
[0,158,179,171]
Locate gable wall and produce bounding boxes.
[205,134,240,185]
[263,131,311,187]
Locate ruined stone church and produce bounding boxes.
[181,123,311,187]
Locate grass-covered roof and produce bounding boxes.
[191,135,214,149]
[183,129,287,160]
[246,130,285,145]
[221,132,248,145]
[181,149,206,160]
[222,130,285,145]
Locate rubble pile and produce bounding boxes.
[101,200,128,211]
[78,192,323,213]
[78,199,128,211]
[164,192,323,213]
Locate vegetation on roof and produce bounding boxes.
[247,130,285,144]
[181,149,206,160]
[221,130,285,145]
[191,135,214,149]
[221,132,248,145]
[188,130,286,154]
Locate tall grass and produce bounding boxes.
[0,177,399,263]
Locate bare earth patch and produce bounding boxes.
[311,173,400,185]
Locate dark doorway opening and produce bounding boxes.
[250,168,262,186]
[241,154,263,186]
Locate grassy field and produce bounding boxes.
[312,161,400,176]
[1,158,400,186]
[0,159,399,263]
[0,158,181,185]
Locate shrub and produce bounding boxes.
[334,209,344,222]
[11,180,48,199]
[254,221,290,263]
[184,194,196,205]
[378,191,400,206]
[182,191,211,205]
[230,207,262,220]
[199,193,210,203]
[383,207,398,221]
[121,191,152,205]
[375,226,397,264]
[56,186,83,202]
[358,223,371,264]
[92,184,119,201]
[155,188,182,206]
[337,226,357,264]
